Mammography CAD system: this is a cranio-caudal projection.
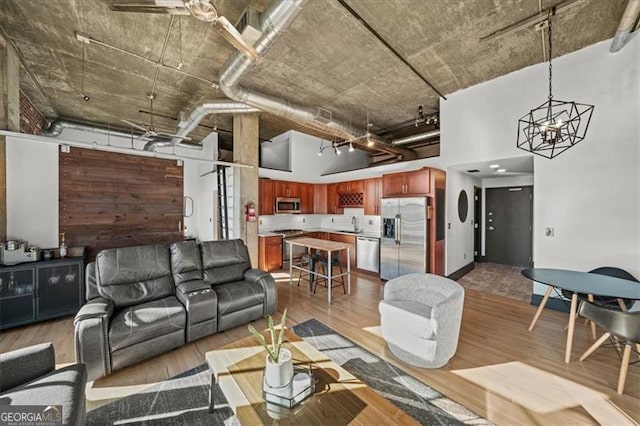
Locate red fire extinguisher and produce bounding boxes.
[245,201,256,222]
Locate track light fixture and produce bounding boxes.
[333,141,341,155]
[348,142,355,152]
[414,104,439,128]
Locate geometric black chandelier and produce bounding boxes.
[517,8,594,159]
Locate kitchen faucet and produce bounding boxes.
[351,216,357,231]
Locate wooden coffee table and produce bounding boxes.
[205,328,417,425]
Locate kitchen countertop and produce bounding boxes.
[258,229,380,239]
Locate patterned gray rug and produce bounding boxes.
[88,319,490,425]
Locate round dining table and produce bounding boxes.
[521,268,640,363]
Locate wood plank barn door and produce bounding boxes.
[59,147,183,261]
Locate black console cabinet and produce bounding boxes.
[0,257,84,329]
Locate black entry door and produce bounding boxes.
[485,186,533,267]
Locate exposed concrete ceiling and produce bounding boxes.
[0,0,628,150]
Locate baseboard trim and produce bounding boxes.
[448,262,475,281]
[530,294,570,312]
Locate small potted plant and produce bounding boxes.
[248,309,293,389]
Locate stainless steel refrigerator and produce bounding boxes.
[380,197,428,280]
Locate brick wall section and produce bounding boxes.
[19,91,47,135]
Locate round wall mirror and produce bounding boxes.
[458,190,469,223]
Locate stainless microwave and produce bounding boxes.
[275,197,301,214]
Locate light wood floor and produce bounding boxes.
[1,270,638,425]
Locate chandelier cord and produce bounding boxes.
[547,8,553,100]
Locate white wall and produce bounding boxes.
[6,138,58,248]
[259,131,371,182]
[445,169,480,274]
[441,36,640,291]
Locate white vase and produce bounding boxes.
[264,348,294,388]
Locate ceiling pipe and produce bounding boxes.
[163,99,260,147]
[610,0,640,53]
[392,129,441,145]
[42,119,200,150]
[217,0,417,159]
[43,119,132,138]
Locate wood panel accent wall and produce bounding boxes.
[59,147,183,261]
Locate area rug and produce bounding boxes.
[88,319,490,425]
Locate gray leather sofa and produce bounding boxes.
[0,343,87,425]
[74,239,277,381]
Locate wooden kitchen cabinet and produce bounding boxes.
[275,181,300,198]
[329,233,356,269]
[308,231,329,240]
[258,235,283,272]
[258,178,275,215]
[337,180,364,194]
[300,183,314,214]
[364,177,382,215]
[313,184,327,214]
[382,168,431,197]
[326,184,342,214]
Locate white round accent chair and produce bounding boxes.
[379,273,465,368]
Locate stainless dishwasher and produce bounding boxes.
[356,236,380,273]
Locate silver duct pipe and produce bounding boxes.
[392,129,441,145]
[610,0,640,53]
[43,119,133,140]
[166,99,260,147]
[43,119,201,150]
[218,0,417,159]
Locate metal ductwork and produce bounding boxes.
[43,119,135,140]
[610,0,640,53]
[392,129,441,146]
[217,0,417,159]
[43,119,201,150]
[166,99,260,147]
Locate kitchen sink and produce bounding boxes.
[337,230,362,234]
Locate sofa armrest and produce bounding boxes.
[0,343,55,393]
[244,269,277,316]
[74,297,114,323]
[74,298,113,381]
[176,280,211,295]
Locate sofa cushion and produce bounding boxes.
[213,281,265,315]
[96,244,174,309]
[379,300,434,340]
[109,296,186,351]
[0,364,87,426]
[170,241,203,285]
[200,240,250,286]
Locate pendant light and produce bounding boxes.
[516,8,594,159]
